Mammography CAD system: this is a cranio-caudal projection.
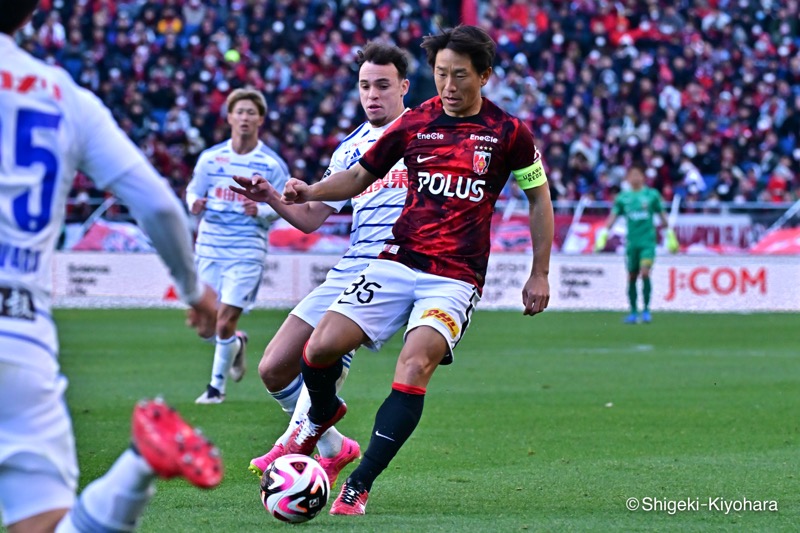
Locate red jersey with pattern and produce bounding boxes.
[358,96,541,291]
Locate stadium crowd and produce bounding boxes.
[16,0,800,217]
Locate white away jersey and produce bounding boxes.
[0,33,145,367]
[323,115,408,272]
[0,33,202,369]
[186,140,289,264]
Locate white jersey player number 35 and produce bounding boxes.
[337,275,382,305]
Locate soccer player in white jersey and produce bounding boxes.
[186,88,290,404]
[230,42,410,487]
[0,2,221,532]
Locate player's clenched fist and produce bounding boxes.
[282,178,312,204]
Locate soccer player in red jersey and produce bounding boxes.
[242,25,554,515]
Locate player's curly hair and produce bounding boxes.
[421,25,496,75]
[357,41,409,80]
[0,0,39,34]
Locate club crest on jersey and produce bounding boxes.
[473,150,491,175]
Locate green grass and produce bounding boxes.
[55,309,800,532]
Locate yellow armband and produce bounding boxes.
[512,159,547,190]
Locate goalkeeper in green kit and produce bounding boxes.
[595,165,678,323]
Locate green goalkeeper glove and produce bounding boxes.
[665,227,679,253]
[594,228,608,252]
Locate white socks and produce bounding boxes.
[209,335,239,392]
[56,449,155,532]
[268,374,304,416]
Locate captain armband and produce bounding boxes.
[512,159,548,190]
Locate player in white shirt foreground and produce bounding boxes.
[0,2,221,532]
[230,41,410,487]
[185,88,289,404]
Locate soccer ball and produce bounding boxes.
[260,454,330,523]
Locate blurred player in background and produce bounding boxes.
[231,41,411,488]
[245,24,554,515]
[186,88,289,404]
[0,2,222,532]
[595,165,678,323]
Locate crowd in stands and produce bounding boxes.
[16,0,800,221]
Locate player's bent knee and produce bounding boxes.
[306,315,364,365]
[304,329,359,367]
[303,336,339,366]
[257,356,275,387]
[396,343,444,382]
[258,356,298,392]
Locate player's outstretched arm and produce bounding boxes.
[283,164,377,205]
[231,174,278,203]
[231,177,336,233]
[522,183,554,316]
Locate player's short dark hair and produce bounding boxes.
[357,42,409,80]
[0,0,39,34]
[421,25,496,75]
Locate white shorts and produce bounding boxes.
[197,258,263,311]
[327,260,481,361]
[291,266,366,328]
[0,361,77,526]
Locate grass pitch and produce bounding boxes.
[56,309,799,532]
